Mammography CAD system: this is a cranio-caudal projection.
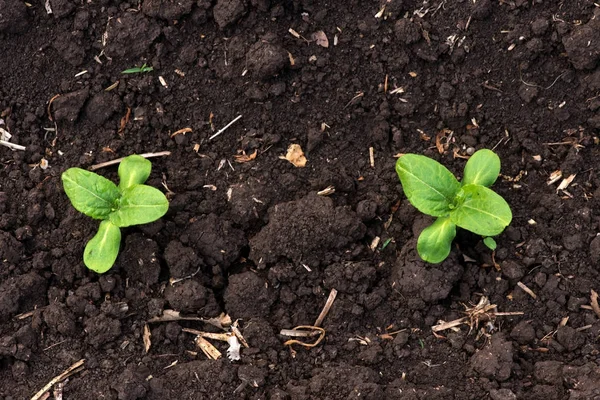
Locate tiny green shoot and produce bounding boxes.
[121,63,154,74]
[395,149,512,264]
[62,155,169,273]
[483,237,497,251]
[381,238,392,250]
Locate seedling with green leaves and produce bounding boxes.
[62,155,169,273]
[121,63,154,74]
[396,149,512,263]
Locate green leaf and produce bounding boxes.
[121,64,154,74]
[483,237,497,250]
[109,185,169,227]
[417,217,456,263]
[118,155,152,190]
[62,168,120,219]
[462,149,501,187]
[396,154,461,217]
[450,184,512,236]
[84,220,121,273]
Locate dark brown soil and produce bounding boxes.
[1,0,600,399]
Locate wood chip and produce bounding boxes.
[591,290,600,319]
[279,144,307,167]
[517,281,537,299]
[556,174,576,192]
[195,336,222,360]
[547,170,562,185]
[143,324,151,353]
[312,30,329,47]
[317,186,335,196]
[289,28,301,38]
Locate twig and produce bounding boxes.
[31,359,85,400]
[576,324,593,332]
[517,281,537,299]
[195,336,221,360]
[495,312,525,317]
[590,290,600,319]
[43,340,67,351]
[182,328,231,342]
[432,317,468,332]
[143,324,151,353]
[15,306,46,320]
[314,289,337,327]
[89,151,171,171]
[231,320,249,348]
[209,115,242,140]
[279,329,321,338]
[0,139,26,151]
[170,127,192,138]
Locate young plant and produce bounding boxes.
[396,149,512,263]
[121,63,154,74]
[62,155,169,273]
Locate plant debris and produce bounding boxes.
[311,30,329,47]
[280,144,307,167]
[234,149,257,163]
[31,359,85,400]
[432,296,523,333]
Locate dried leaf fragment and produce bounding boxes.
[118,107,131,136]
[312,31,329,48]
[280,144,307,167]
[234,149,257,163]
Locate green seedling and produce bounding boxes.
[121,63,154,74]
[62,155,169,273]
[396,149,512,263]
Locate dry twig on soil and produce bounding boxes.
[31,359,85,400]
[314,289,338,327]
[89,151,171,171]
[209,114,242,140]
[432,296,523,333]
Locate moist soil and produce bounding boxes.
[1,0,600,399]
